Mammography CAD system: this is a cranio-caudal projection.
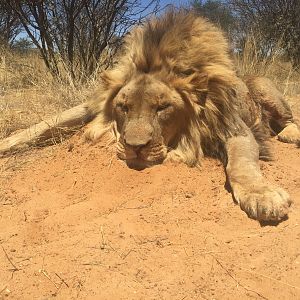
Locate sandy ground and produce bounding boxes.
[0,131,299,300]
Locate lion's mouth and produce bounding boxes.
[116,141,167,169]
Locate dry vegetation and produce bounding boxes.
[1,34,300,145]
[234,35,300,118]
[0,48,95,140]
[235,34,300,97]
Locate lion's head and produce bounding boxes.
[110,71,211,168]
[86,10,243,168]
[114,74,184,165]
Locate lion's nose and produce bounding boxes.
[123,122,153,151]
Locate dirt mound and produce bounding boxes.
[0,134,300,299]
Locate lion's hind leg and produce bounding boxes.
[246,77,300,144]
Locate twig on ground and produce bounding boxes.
[121,249,137,260]
[119,200,154,210]
[0,286,8,295]
[39,268,60,289]
[183,247,189,257]
[241,267,300,291]
[131,235,168,246]
[211,255,268,300]
[100,226,106,250]
[98,227,128,260]
[1,245,19,273]
[55,272,69,288]
[39,258,60,290]
[119,203,153,210]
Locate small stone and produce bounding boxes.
[185,192,193,199]
[67,143,74,152]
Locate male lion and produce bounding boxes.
[84,10,300,222]
[0,11,299,222]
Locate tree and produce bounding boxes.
[5,0,160,83]
[12,38,34,54]
[230,0,300,67]
[0,2,22,46]
[191,0,236,33]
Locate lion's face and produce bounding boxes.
[112,74,187,168]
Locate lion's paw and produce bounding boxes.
[277,123,300,144]
[84,120,111,143]
[84,124,102,142]
[235,184,292,221]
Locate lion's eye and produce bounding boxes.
[157,103,171,112]
[116,103,128,113]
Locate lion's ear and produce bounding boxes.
[100,70,124,91]
[171,72,208,105]
[188,72,208,90]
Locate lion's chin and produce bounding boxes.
[124,157,164,170]
[117,145,167,170]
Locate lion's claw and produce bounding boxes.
[235,184,292,221]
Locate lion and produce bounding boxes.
[0,10,299,222]
[84,10,300,222]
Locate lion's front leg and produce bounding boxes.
[225,129,292,221]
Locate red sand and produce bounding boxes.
[0,134,299,299]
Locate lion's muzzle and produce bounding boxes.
[123,119,153,148]
[116,119,168,167]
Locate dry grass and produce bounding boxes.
[235,34,300,96]
[1,37,300,142]
[0,47,92,140]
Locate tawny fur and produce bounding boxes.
[86,11,248,165]
[84,11,298,222]
[85,11,299,165]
